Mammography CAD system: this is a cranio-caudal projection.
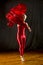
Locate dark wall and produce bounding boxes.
[0,0,43,51]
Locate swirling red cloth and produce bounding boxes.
[6,3,27,27]
[11,3,27,15]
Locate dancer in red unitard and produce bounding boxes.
[6,3,31,61]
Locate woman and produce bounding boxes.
[6,3,31,61]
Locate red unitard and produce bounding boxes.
[6,3,27,56]
[17,22,28,56]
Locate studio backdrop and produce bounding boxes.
[0,0,43,51]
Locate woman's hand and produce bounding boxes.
[28,27,32,32]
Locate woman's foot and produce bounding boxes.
[20,56,25,61]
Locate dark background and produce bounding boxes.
[0,0,43,51]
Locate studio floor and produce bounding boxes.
[0,51,43,65]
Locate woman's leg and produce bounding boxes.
[21,35,26,56]
[17,34,26,61]
[17,34,22,56]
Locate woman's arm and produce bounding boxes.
[24,14,27,21]
[26,22,31,32]
[23,14,31,32]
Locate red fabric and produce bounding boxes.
[6,12,17,27]
[11,3,27,15]
[6,3,27,27]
